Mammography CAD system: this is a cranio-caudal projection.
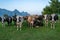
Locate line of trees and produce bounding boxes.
[42,0,60,14]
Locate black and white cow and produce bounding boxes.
[6,16,12,26]
[1,16,6,27]
[44,14,50,27]
[12,15,17,25]
[50,14,58,29]
[2,16,12,27]
[16,16,24,31]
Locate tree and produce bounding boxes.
[49,0,60,13]
[42,6,52,14]
[42,0,60,14]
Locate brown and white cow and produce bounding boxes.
[27,15,44,28]
[27,16,35,28]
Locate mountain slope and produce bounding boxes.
[0,8,30,16]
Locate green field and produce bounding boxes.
[0,20,60,40]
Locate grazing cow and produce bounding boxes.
[16,16,24,31]
[50,14,58,29]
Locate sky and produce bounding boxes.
[0,0,50,15]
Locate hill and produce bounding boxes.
[0,8,30,16]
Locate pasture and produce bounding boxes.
[0,20,60,40]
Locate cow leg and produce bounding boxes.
[30,23,31,28]
[45,20,46,27]
[45,20,47,27]
[45,20,46,26]
[46,20,48,27]
[17,23,19,30]
[30,21,33,28]
[51,21,55,29]
[20,22,22,31]
[29,23,32,28]
[17,25,18,30]
[14,21,16,25]
[45,20,48,27]
[51,23,53,29]
[2,23,5,27]
[53,24,55,29]
[31,23,33,28]
[51,21,53,29]
[53,21,56,29]
[7,21,9,26]
[27,22,30,27]
[2,23,3,27]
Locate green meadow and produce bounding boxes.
[0,20,60,40]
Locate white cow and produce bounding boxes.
[16,16,24,31]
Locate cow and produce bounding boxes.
[27,15,44,28]
[34,15,44,27]
[12,15,17,25]
[27,16,35,28]
[50,14,58,29]
[1,16,12,27]
[44,14,50,27]
[16,16,24,31]
[1,16,6,27]
[6,16,12,26]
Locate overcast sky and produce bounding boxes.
[0,0,50,15]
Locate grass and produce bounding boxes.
[0,20,60,40]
